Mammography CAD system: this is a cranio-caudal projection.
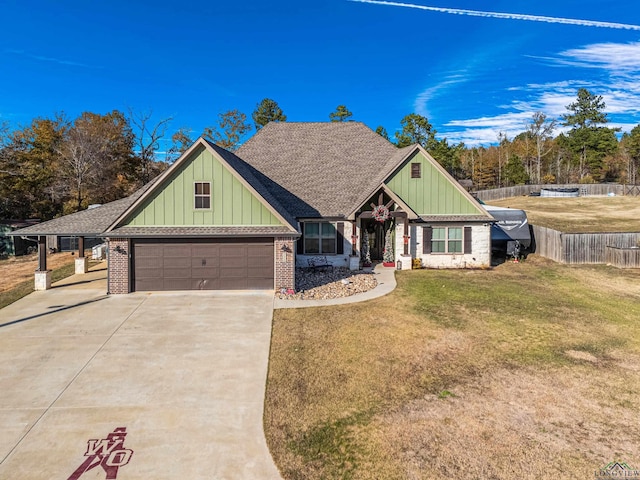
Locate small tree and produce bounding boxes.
[562,88,618,180]
[503,154,529,186]
[375,125,390,141]
[252,98,286,131]
[395,113,438,151]
[329,105,353,122]
[203,109,251,151]
[168,127,195,161]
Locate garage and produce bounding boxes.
[133,238,274,291]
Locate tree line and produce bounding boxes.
[1,90,639,221]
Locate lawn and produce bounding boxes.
[0,253,95,309]
[488,196,640,233]
[265,256,640,479]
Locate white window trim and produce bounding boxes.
[431,226,463,254]
[194,181,212,210]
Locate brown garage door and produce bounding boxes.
[133,238,274,291]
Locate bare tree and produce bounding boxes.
[59,115,108,211]
[128,109,173,184]
[527,112,556,183]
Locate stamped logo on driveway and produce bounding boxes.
[67,427,133,480]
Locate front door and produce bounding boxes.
[363,220,385,261]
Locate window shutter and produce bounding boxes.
[464,226,472,254]
[423,226,432,254]
[336,222,344,254]
[297,224,304,254]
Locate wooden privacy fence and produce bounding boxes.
[606,246,640,268]
[531,225,640,265]
[475,184,628,201]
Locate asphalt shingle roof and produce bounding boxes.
[10,123,488,239]
[8,180,159,237]
[204,140,298,230]
[237,122,405,218]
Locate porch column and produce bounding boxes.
[403,214,409,256]
[37,236,47,271]
[75,236,88,274]
[35,235,51,290]
[349,220,360,271]
[351,221,357,256]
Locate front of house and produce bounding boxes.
[11,122,493,293]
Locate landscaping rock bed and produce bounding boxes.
[276,267,377,300]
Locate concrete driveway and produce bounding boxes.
[0,268,281,479]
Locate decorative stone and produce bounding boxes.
[34,270,52,291]
[276,267,377,301]
[75,256,89,274]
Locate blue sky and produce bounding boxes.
[2,0,640,152]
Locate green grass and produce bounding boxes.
[0,262,78,310]
[265,256,640,479]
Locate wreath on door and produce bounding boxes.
[372,204,390,222]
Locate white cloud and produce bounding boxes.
[414,76,467,119]
[349,0,640,30]
[558,42,640,73]
[443,112,534,145]
[435,41,640,146]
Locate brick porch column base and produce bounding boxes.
[274,237,295,291]
[108,238,130,294]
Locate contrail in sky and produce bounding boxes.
[349,0,640,30]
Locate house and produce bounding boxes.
[0,220,40,256]
[10,122,493,293]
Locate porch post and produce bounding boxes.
[349,220,360,271]
[37,236,47,271]
[351,221,357,256]
[403,214,409,256]
[35,235,51,290]
[75,236,89,274]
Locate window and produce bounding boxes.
[411,162,421,178]
[432,227,463,253]
[303,222,336,254]
[194,182,211,209]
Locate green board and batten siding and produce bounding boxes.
[386,151,483,216]
[125,146,283,227]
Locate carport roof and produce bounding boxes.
[8,180,158,237]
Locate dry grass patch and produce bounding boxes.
[265,255,640,479]
[0,252,76,293]
[489,196,640,233]
[0,253,97,309]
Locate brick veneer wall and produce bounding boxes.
[108,238,130,294]
[274,237,295,291]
